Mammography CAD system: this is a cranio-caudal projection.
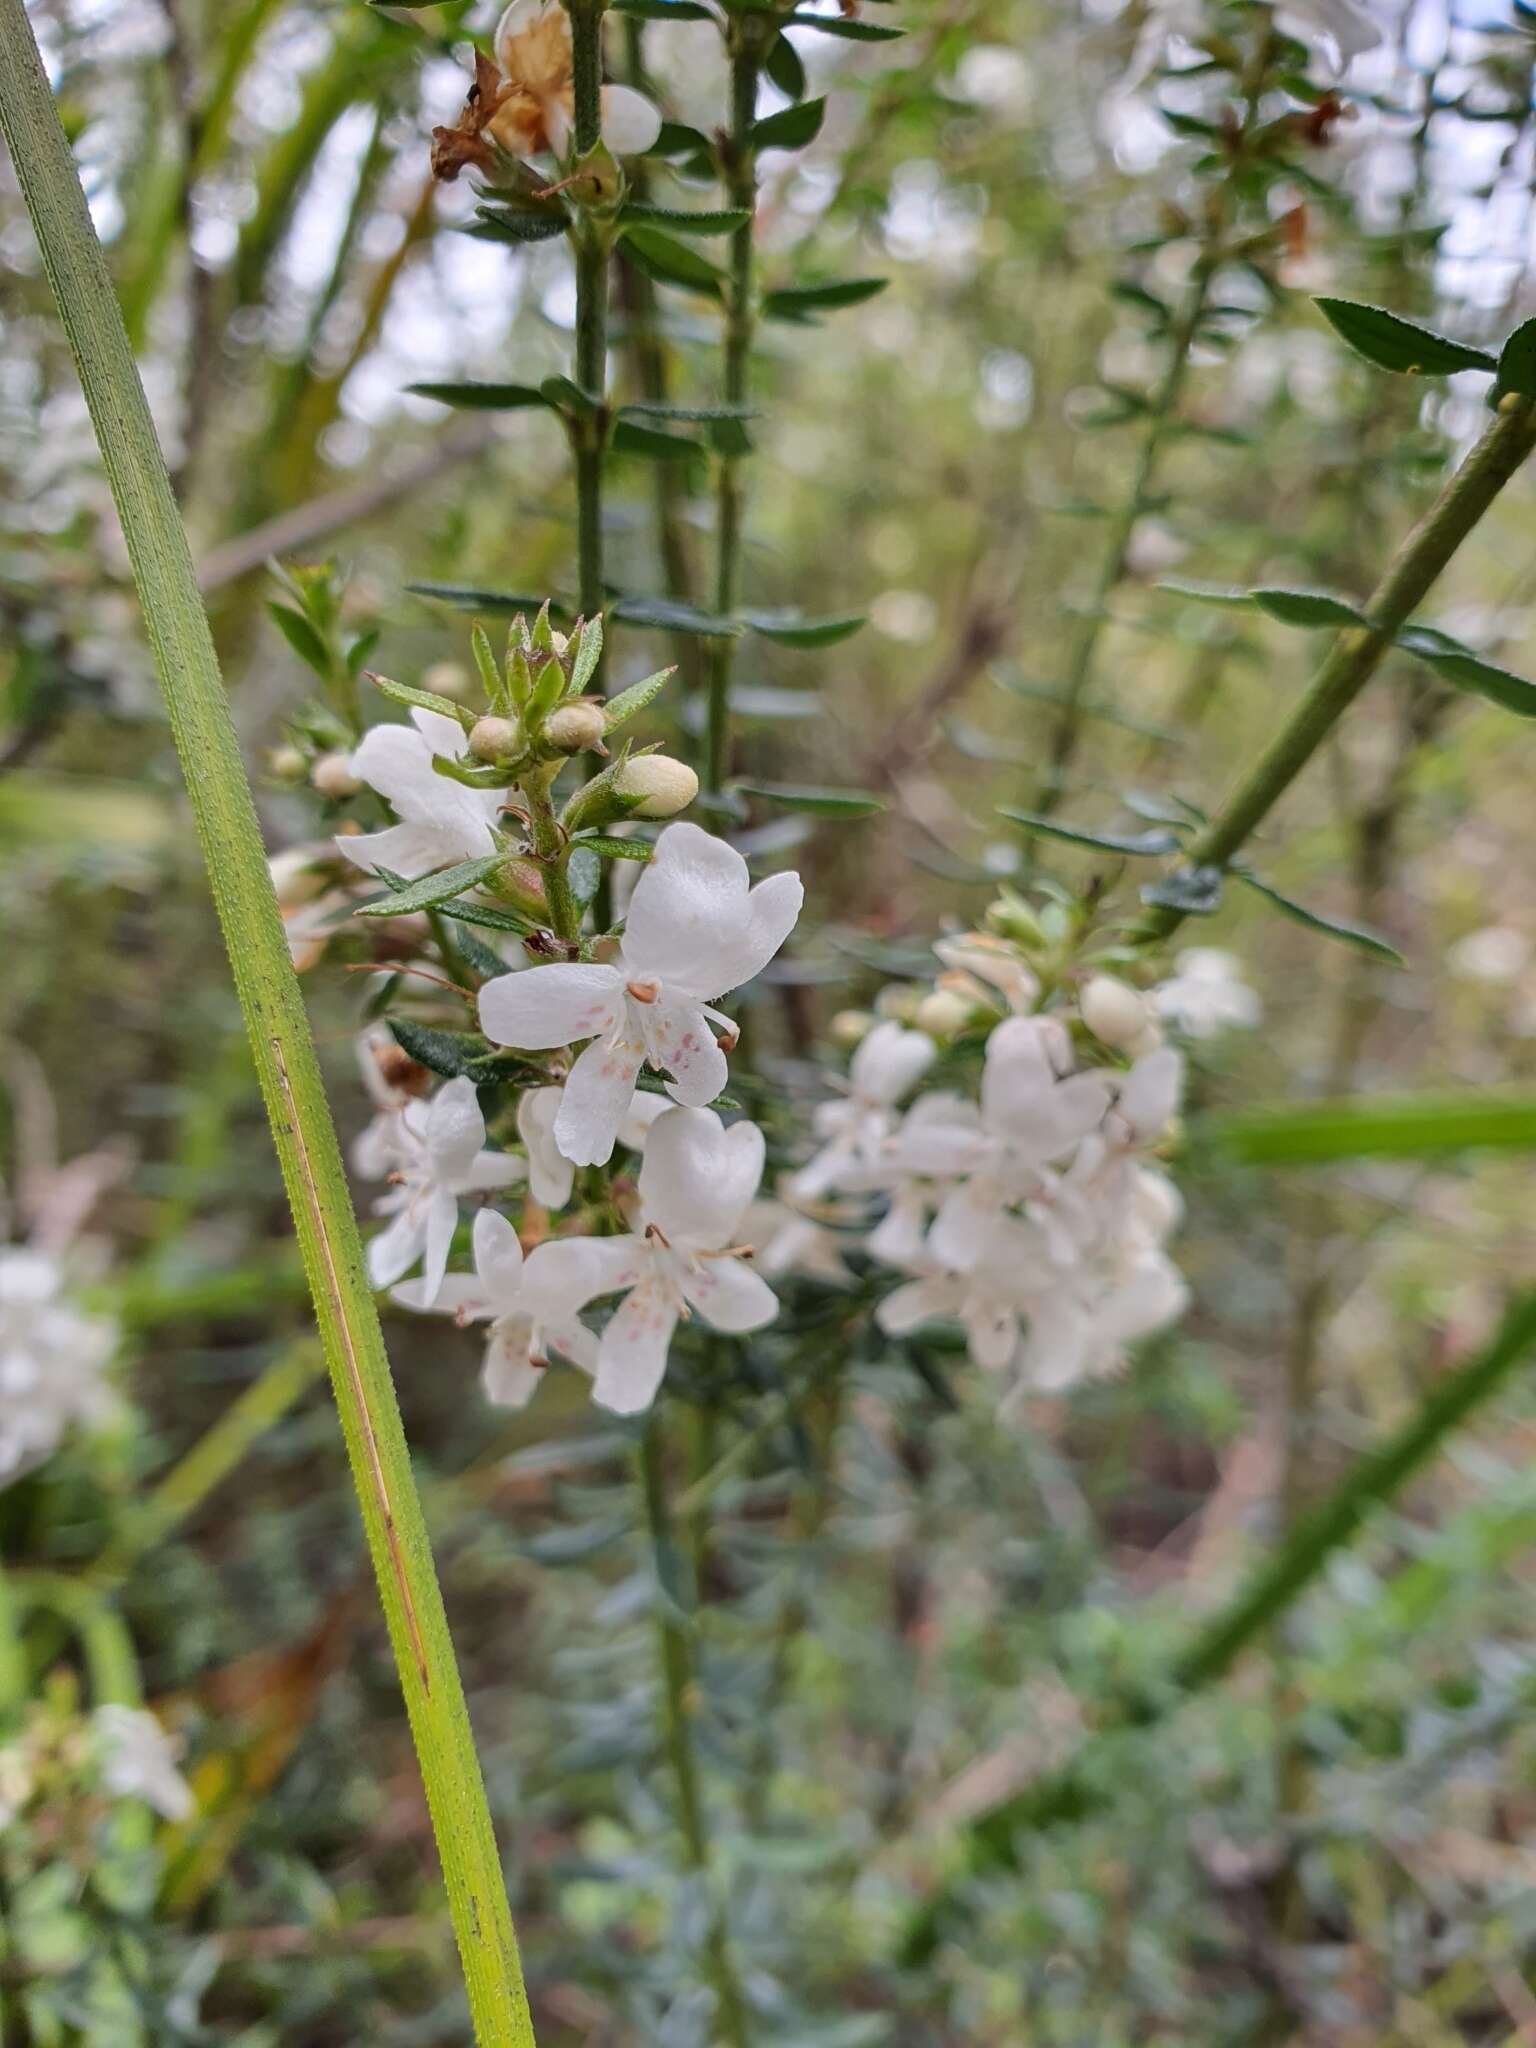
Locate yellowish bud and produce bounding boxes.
[545,702,607,754]
[915,988,973,1040]
[268,743,306,783]
[614,755,698,819]
[1080,974,1151,1051]
[829,1008,874,1050]
[469,715,521,763]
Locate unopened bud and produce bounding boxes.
[875,984,922,1025]
[613,755,697,819]
[311,750,361,799]
[545,702,607,754]
[470,715,521,763]
[986,889,1047,949]
[423,660,473,702]
[268,743,306,783]
[1080,974,1150,1052]
[829,1008,874,1050]
[916,988,973,1041]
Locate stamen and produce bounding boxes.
[627,978,660,1004]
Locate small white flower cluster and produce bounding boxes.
[354,823,802,1416]
[0,1245,118,1481]
[92,1704,194,1822]
[788,939,1262,1408]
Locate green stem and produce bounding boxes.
[568,0,609,653]
[1134,398,1536,947]
[525,768,581,942]
[1037,25,1273,808]
[0,22,535,2042]
[639,1425,753,2047]
[704,30,763,793]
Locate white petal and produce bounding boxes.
[472,1207,525,1312]
[367,1206,426,1290]
[517,1087,576,1208]
[618,1089,670,1151]
[423,1076,487,1184]
[495,0,568,77]
[481,1317,543,1408]
[351,723,495,852]
[479,963,625,1051]
[392,1273,492,1318]
[411,706,470,759]
[522,1234,646,1319]
[593,1282,678,1414]
[420,1187,461,1304]
[621,824,802,1000]
[927,1180,996,1273]
[1117,1048,1183,1140]
[877,1276,955,1336]
[600,82,662,155]
[680,1254,778,1334]
[849,1021,936,1106]
[639,1107,764,1248]
[457,1151,527,1193]
[336,821,470,881]
[555,1036,646,1167]
[641,994,729,1109]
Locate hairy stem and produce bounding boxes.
[704,27,764,793]
[639,1425,753,2046]
[0,20,536,2041]
[568,0,610,657]
[1134,397,1536,947]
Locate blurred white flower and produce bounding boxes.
[479,824,802,1167]
[1447,926,1531,986]
[337,708,507,882]
[1152,947,1261,1037]
[788,1020,935,1201]
[523,1107,776,1413]
[0,1247,118,1481]
[93,1706,193,1822]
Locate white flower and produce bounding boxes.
[1275,0,1382,67]
[364,1077,524,1300]
[269,846,349,972]
[337,708,507,882]
[932,932,1039,1014]
[788,1020,935,1201]
[479,823,802,1168]
[93,1705,194,1822]
[486,0,662,159]
[517,1086,576,1210]
[1017,1245,1189,1395]
[0,1247,118,1481]
[743,1193,854,1286]
[523,1107,777,1414]
[393,1208,596,1408]
[1152,948,1261,1038]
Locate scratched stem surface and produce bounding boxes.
[0,10,535,2042]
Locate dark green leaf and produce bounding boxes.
[1139,864,1225,914]
[1313,297,1497,377]
[733,780,885,817]
[1207,1089,1536,1165]
[604,664,676,729]
[765,30,806,100]
[609,0,713,16]
[1396,624,1536,717]
[619,399,757,424]
[1493,316,1536,405]
[540,374,598,416]
[610,417,703,461]
[355,852,507,916]
[740,608,866,647]
[620,225,724,296]
[786,10,904,35]
[762,276,888,323]
[1233,871,1403,963]
[388,1019,486,1080]
[407,581,572,619]
[1251,586,1371,629]
[406,380,553,411]
[750,96,826,152]
[648,120,713,159]
[572,834,656,860]
[997,806,1179,857]
[620,203,751,236]
[365,670,477,729]
[467,205,569,245]
[610,594,743,638]
[267,602,331,679]
[443,900,539,937]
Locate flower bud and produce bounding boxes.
[874,983,922,1025]
[311,750,361,799]
[614,755,697,818]
[469,715,521,763]
[1080,974,1151,1052]
[423,660,473,702]
[829,1008,874,1050]
[544,702,607,755]
[268,743,306,783]
[915,987,973,1041]
[985,888,1047,949]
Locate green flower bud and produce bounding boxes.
[544,702,607,755]
[469,716,522,763]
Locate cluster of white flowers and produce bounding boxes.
[92,1705,194,1822]
[352,823,801,1415]
[0,1245,118,1480]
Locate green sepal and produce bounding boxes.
[366,669,478,732]
[605,665,676,731]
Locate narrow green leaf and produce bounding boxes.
[1395,624,1536,717]
[621,224,725,296]
[1251,586,1371,629]
[572,834,656,860]
[567,844,602,907]
[1139,865,1224,914]
[366,669,478,730]
[466,205,569,245]
[997,806,1180,856]
[443,899,539,936]
[408,581,573,620]
[267,601,331,678]
[765,30,807,100]
[619,399,758,424]
[569,614,603,695]
[1233,871,1403,963]
[610,416,703,461]
[762,276,888,323]
[750,96,826,151]
[733,780,886,817]
[388,1018,489,1079]
[406,380,554,411]
[786,11,904,36]
[604,664,677,730]
[355,852,508,916]
[611,594,743,638]
[620,203,752,236]
[1493,316,1536,405]
[648,119,713,159]
[740,608,867,647]
[609,0,715,16]
[1206,1090,1536,1165]
[1314,297,1497,377]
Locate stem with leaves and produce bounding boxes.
[568,0,610,647]
[639,1426,754,2047]
[1134,396,1536,947]
[0,16,535,2043]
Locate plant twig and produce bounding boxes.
[0,20,536,2041]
